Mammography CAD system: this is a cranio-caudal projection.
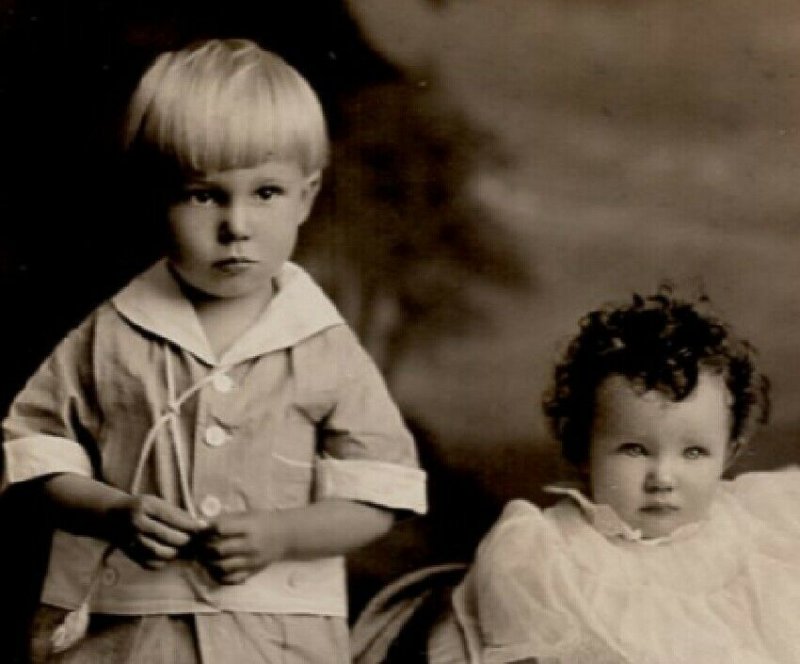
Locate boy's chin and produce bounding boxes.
[188,284,269,302]
[170,269,270,302]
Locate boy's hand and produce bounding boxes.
[107,495,207,570]
[195,509,290,585]
[40,474,209,570]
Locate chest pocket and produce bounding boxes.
[270,439,315,509]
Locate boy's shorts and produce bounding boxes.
[30,604,350,664]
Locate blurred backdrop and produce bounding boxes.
[2,0,800,657]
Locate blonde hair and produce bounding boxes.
[124,39,329,175]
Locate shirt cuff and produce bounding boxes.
[3,435,93,486]
[316,457,427,515]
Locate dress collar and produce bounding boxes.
[112,259,344,366]
[545,484,704,545]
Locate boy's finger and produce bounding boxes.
[218,570,249,585]
[207,512,253,536]
[138,533,180,561]
[204,557,251,583]
[145,499,207,532]
[210,555,249,575]
[139,515,193,548]
[199,536,248,560]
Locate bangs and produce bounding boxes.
[125,40,329,174]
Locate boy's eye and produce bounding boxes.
[185,190,217,205]
[255,185,283,201]
[617,442,648,457]
[683,446,710,460]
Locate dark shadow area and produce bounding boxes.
[0,484,52,663]
[348,416,563,620]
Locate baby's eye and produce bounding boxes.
[617,442,648,457]
[683,446,710,460]
[255,185,283,201]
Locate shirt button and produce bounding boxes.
[204,425,228,448]
[101,566,119,587]
[199,495,223,519]
[212,373,234,393]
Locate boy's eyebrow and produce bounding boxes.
[181,176,214,186]
[250,178,287,187]
[184,179,231,191]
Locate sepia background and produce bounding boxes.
[2,0,800,658]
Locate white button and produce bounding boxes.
[101,566,119,587]
[212,374,234,393]
[199,495,223,518]
[204,425,228,448]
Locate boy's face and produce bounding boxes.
[166,159,320,300]
[588,371,731,539]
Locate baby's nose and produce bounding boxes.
[644,458,676,492]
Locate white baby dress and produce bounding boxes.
[451,469,800,664]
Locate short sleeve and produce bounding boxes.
[295,325,426,515]
[2,314,102,487]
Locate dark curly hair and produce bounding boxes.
[543,286,770,466]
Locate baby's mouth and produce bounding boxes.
[639,504,679,515]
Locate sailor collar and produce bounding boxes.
[112,259,344,367]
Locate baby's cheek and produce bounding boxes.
[699,482,722,511]
[591,477,625,507]
[687,477,721,518]
[591,461,631,495]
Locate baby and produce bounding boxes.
[443,288,800,663]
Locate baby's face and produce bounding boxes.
[166,159,320,300]
[588,371,731,539]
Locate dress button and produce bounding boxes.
[200,495,223,519]
[204,425,228,448]
[212,373,234,393]
[101,566,119,587]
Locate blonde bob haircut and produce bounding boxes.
[124,39,329,175]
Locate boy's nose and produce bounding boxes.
[218,203,251,243]
[644,458,676,493]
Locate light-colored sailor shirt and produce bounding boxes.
[3,259,427,617]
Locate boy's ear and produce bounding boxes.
[298,170,322,224]
[303,170,323,200]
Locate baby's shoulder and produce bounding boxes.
[487,498,589,540]
[722,467,800,530]
[492,498,551,534]
[498,497,544,519]
[475,499,573,566]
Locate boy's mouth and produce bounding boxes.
[214,257,258,273]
